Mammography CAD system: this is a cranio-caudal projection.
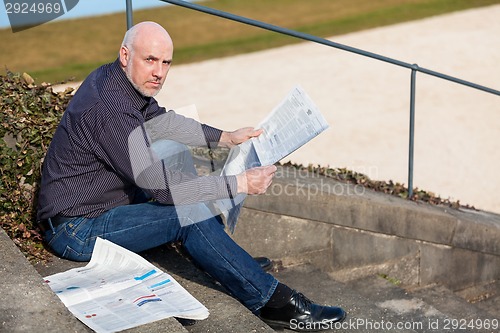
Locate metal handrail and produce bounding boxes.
[129,0,500,197]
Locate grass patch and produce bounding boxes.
[1,0,498,83]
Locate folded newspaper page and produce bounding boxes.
[44,238,209,333]
[218,85,330,232]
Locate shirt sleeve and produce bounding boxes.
[95,108,238,206]
[144,108,223,147]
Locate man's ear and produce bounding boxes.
[119,46,130,67]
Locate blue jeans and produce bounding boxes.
[43,140,278,312]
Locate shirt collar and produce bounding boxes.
[110,58,151,111]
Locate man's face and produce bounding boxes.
[121,34,173,97]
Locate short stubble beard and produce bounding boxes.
[124,60,160,98]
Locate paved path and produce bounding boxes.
[154,5,500,213]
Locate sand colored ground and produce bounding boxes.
[152,5,500,213]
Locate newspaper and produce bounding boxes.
[219,85,330,232]
[44,238,209,333]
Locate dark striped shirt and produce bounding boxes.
[37,59,237,220]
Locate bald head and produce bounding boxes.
[121,21,173,53]
[119,21,174,97]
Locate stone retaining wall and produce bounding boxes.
[231,167,500,291]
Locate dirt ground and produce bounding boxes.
[57,5,500,213]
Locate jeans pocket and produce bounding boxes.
[61,245,92,262]
[47,217,92,260]
[65,217,92,243]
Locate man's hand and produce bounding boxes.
[237,165,277,195]
[220,127,263,148]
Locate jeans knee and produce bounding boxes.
[180,215,224,240]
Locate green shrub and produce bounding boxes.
[0,71,74,262]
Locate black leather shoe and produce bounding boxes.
[259,291,346,332]
[254,256,273,272]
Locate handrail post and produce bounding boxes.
[408,65,418,199]
[126,0,133,30]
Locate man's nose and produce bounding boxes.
[152,62,164,78]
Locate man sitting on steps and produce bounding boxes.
[36,21,346,331]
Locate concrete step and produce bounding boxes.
[34,248,189,333]
[344,274,497,333]
[34,243,273,333]
[271,263,499,333]
[271,264,418,333]
[141,244,275,333]
[454,280,500,320]
[409,284,499,333]
[0,228,90,333]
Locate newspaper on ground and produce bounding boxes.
[218,85,330,232]
[44,238,209,333]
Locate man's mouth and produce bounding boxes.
[147,81,161,88]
